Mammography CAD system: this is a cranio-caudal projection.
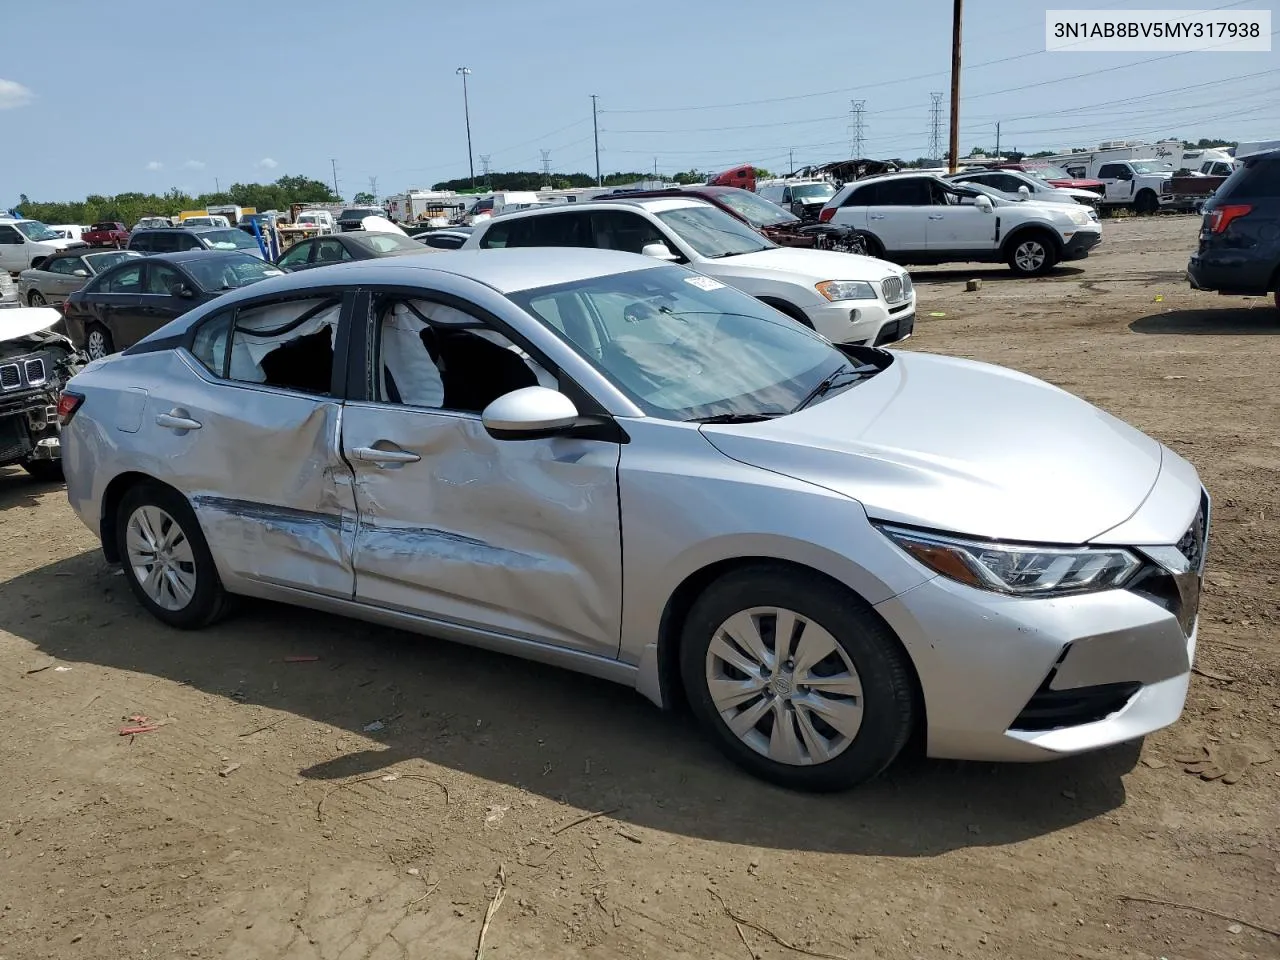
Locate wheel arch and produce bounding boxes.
[650,556,926,738]
[100,471,182,563]
[756,296,813,328]
[1000,223,1062,259]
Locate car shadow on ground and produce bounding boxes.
[0,550,1140,858]
[1130,306,1280,335]
[908,265,1086,285]
[0,467,63,512]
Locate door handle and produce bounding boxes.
[155,411,202,431]
[927,214,945,220]
[351,445,421,465]
[869,214,886,220]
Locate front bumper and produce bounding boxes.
[1062,230,1101,260]
[803,295,916,346]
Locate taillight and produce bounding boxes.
[1208,204,1252,234]
[57,391,84,425]
[818,207,835,223]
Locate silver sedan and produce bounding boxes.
[60,249,1208,790]
[18,248,142,307]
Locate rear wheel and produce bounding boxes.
[679,565,917,791]
[1006,231,1058,276]
[28,290,47,307]
[116,483,232,629]
[85,323,115,361]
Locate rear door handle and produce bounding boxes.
[869,214,886,220]
[351,445,421,465]
[928,214,945,220]
[155,411,202,431]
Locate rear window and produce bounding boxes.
[91,222,118,231]
[201,229,259,251]
[1216,156,1280,201]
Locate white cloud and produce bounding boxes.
[145,160,164,172]
[0,79,34,110]
[183,159,206,171]
[257,157,279,170]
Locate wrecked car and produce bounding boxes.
[0,307,80,480]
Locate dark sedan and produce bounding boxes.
[63,251,284,360]
[273,231,439,271]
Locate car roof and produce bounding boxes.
[488,197,706,223]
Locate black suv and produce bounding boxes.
[128,226,263,257]
[1187,148,1280,309]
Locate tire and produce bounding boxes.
[758,298,814,329]
[84,323,115,361]
[22,458,63,482]
[28,290,47,307]
[679,564,917,791]
[1134,190,1159,215]
[1006,231,1058,276]
[115,482,232,629]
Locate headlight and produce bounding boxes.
[815,280,877,301]
[1065,208,1092,227]
[875,524,1142,597]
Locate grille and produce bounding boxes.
[23,359,46,386]
[0,364,19,390]
[881,276,904,303]
[1011,679,1141,732]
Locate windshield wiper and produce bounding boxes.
[792,364,872,412]
[688,412,784,424]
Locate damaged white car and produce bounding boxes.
[1,307,80,480]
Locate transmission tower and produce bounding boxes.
[848,100,866,158]
[479,155,492,186]
[367,176,379,201]
[928,92,944,162]
[540,150,552,180]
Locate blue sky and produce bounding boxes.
[4,0,1276,202]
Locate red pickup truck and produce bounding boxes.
[83,221,130,248]
[995,163,1106,195]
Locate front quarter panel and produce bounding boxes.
[617,419,933,703]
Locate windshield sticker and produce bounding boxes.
[684,276,726,291]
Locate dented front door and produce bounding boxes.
[341,402,623,658]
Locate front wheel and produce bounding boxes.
[1007,233,1058,276]
[115,483,232,629]
[679,565,917,791]
[1134,190,1159,215]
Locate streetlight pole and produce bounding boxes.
[456,67,475,187]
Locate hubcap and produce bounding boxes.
[125,505,197,611]
[1015,241,1046,272]
[30,291,46,306]
[705,606,864,766]
[86,329,108,361]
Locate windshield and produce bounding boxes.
[201,229,260,251]
[1026,165,1071,181]
[355,233,425,254]
[790,183,836,200]
[14,221,62,242]
[180,254,284,291]
[1132,161,1173,174]
[711,189,797,227]
[84,250,140,272]
[340,208,381,219]
[655,205,775,258]
[509,265,873,421]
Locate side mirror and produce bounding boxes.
[1017,185,1031,199]
[641,242,679,261]
[482,386,579,441]
[176,285,195,299]
[73,268,89,277]
[974,195,994,213]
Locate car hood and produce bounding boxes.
[700,351,1163,544]
[1050,178,1105,191]
[0,306,62,342]
[713,246,902,282]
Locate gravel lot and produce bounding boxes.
[1,214,1276,960]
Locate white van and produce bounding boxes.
[294,210,335,233]
[0,219,87,274]
[179,215,232,228]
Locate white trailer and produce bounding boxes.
[386,190,466,225]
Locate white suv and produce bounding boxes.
[0,219,86,275]
[463,198,917,346]
[818,174,1102,276]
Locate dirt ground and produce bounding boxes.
[1,215,1277,960]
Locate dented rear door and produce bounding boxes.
[341,401,623,658]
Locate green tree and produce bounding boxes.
[352,191,376,205]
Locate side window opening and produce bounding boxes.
[375,297,556,414]
[227,297,341,395]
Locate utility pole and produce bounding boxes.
[215,177,220,193]
[789,147,794,175]
[540,150,552,182]
[928,92,944,162]
[949,0,963,173]
[330,159,340,200]
[591,94,601,187]
[994,122,1001,160]
[456,67,475,188]
[849,100,866,158]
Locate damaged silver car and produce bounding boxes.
[1,307,80,480]
[61,250,1207,791]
